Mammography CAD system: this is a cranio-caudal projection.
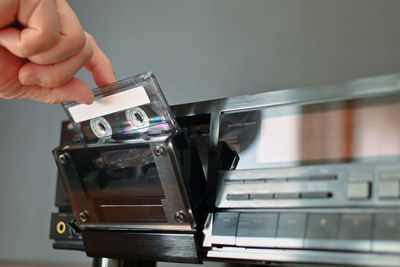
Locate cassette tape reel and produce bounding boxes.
[63,72,180,143]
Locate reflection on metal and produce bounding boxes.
[92,258,156,267]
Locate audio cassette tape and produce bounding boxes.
[63,72,180,143]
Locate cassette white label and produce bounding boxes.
[68,86,150,123]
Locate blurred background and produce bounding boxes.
[0,0,400,266]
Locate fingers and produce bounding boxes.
[0,0,86,65]
[0,1,19,28]
[0,0,60,57]
[85,33,116,86]
[3,78,94,104]
[18,35,94,87]
[28,0,86,64]
[0,0,115,104]
[17,31,116,104]
[44,77,95,104]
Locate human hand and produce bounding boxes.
[0,0,115,104]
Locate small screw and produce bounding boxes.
[59,153,70,164]
[154,145,165,156]
[79,211,89,222]
[174,211,185,223]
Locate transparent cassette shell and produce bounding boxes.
[63,72,180,143]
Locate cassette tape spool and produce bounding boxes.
[63,72,180,143]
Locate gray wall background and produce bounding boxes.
[0,0,400,265]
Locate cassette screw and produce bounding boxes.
[79,211,89,222]
[154,145,165,156]
[174,210,185,223]
[59,153,70,164]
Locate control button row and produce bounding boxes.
[347,182,371,200]
[211,212,400,253]
[347,181,400,200]
[227,192,332,201]
[378,181,400,199]
[224,175,337,185]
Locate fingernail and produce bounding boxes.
[82,93,95,105]
[84,98,94,105]
[21,75,41,85]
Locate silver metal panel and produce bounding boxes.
[207,247,400,267]
[172,73,400,266]
[373,214,400,253]
[335,214,372,251]
[211,212,239,245]
[236,213,277,248]
[174,74,400,119]
[372,241,400,254]
[202,213,213,248]
[304,213,339,250]
[275,213,306,249]
[215,162,400,209]
[236,237,276,248]
[216,167,344,209]
[151,139,197,228]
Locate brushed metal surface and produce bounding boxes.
[82,231,201,264]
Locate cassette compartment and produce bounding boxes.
[53,73,206,263]
[54,137,198,229]
[67,144,166,224]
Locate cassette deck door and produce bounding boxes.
[53,135,195,231]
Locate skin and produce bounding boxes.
[0,0,116,104]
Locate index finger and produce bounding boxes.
[84,32,116,87]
